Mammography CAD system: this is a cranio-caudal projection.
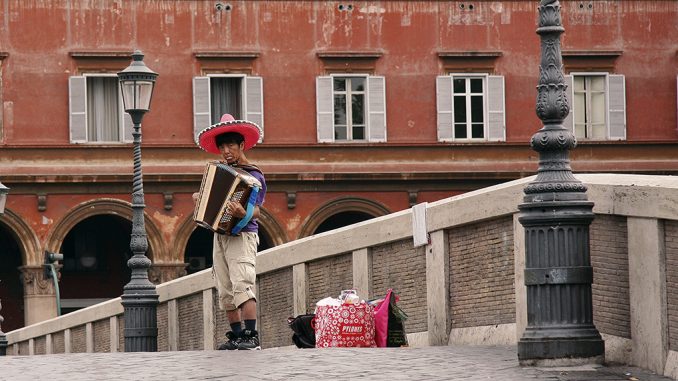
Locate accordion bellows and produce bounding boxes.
[194,161,262,235]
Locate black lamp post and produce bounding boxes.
[118,50,159,352]
[517,0,604,364]
[0,181,9,356]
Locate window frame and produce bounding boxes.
[447,73,489,142]
[569,71,609,140]
[81,72,128,144]
[205,73,246,123]
[330,73,368,141]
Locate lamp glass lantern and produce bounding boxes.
[118,50,158,114]
[0,181,9,215]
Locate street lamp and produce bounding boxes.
[118,50,159,352]
[517,0,604,365]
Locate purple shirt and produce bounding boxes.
[240,169,266,233]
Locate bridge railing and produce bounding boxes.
[5,174,678,380]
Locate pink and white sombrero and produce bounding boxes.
[196,114,262,154]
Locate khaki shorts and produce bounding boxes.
[212,232,258,311]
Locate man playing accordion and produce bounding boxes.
[193,114,267,350]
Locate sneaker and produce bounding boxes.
[217,331,241,350]
[237,329,261,350]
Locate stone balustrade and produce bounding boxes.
[5,174,678,379]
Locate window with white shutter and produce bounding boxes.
[69,74,128,144]
[563,73,626,141]
[315,74,386,143]
[436,74,505,142]
[193,75,264,142]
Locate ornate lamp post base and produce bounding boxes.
[518,0,604,365]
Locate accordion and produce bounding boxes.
[194,161,262,235]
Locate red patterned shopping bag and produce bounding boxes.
[314,302,377,348]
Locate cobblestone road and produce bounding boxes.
[0,345,672,381]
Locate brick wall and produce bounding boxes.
[93,319,110,353]
[178,293,203,351]
[666,220,678,350]
[590,214,631,338]
[307,253,353,312]
[34,336,45,355]
[52,331,65,354]
[372,239,427,333]
[258,267,293,349]
[157,303,169,351]
[18,341,28,355]
[449,216,515,329]
[71,325,86,353]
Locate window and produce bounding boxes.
[436,74,505,142]
[564,73,626,140]
[316,74,386,142]
[193,75,263,141]
[333,77,366,140]
[69,74,132,143]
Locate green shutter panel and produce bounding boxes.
[562,75,574,132]
[608,74,626,140]
[436,76,453,141]
[69,76,87,143]
[367,75,386,142]
[245,76,264,142]
[193,76,211,143]
[487,75,506,141]
[316,76,334,142]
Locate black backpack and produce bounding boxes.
[287,314,316,348]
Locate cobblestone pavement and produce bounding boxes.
[0,345,673,381]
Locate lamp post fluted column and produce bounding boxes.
[517,0,604,365]
[118,51,159,352]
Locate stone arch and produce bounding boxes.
[298,196,391,239]
[43,198,166,262]
[258,207,288,247]
[0,209,41,266]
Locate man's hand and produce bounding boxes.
[225,201,246,218]
[192,192,199,204]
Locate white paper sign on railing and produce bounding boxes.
[412,202,429,247]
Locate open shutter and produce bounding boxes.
[316,76,334,142]
[367,75,386,142]
[487,75,505,141]
[562,75,574,132]
[193,76,211,142]
[245,76,264,142]
[608,74,626,140]
[69,76,87,143]
[436,76,453,141]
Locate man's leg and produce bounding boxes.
[213,234,241,350]
[241,299,257,331]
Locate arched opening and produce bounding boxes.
[313,211,375,235]
[58,215,138,314]
[0,224,24,331]
[184,227,213,275]
[298,197,391,239]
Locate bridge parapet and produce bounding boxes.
[6,174,678,379]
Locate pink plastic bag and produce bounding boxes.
[374,289,408,347]
[373,289,394,348]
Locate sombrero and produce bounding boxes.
[196,114,262,154]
